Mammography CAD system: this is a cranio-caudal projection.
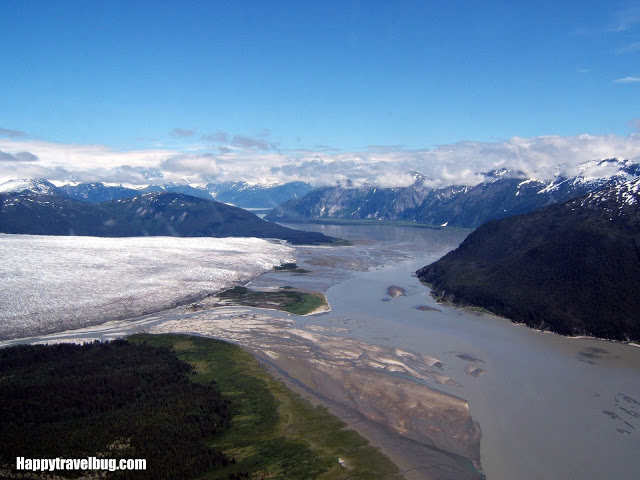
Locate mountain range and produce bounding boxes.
[18,179,313,208]
[0,180,337,245]
[416,177,640,341]
[206,181,313,208]
[266,158,640,228]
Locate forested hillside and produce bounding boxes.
[417,178,640,341]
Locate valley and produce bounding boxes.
[2,224,639,479]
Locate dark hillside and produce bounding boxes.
[417,178,640,341]
[0,191,338,245]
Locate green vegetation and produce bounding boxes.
[0,335,400,479]
[218,286,327,315]
[417,195,640,341]
[0,339,231,479]
[129,334,402,479]
[273,262,310,273]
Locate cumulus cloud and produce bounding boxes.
[161,153,220,176]
[0,139,198,185]
[0,127,27,139]
[2,133,640,188]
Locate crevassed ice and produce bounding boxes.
[0,235,295,340]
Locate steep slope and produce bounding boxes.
[416,178,640,341]
[207,181,313,208]
[0,178,63,196]
[61,182,215,202]
[141,183,216,201]
[267,159,640,228]
[28,179,311,207]
[0,191,337,244]
[58,182,141,202]
[0,192,113,235]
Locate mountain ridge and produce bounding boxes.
[0,190,338,245]
[0,178,312,208]
[266,158,640,228]
[415,176,640,341]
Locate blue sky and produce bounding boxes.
[1,0,639,186]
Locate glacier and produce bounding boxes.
[0,234,295,340]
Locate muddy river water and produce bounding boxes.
[252,223,640,479]
[3,224,639,479]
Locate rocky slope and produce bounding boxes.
[53,180,311,207]
[267,159,640,228]
[207,181,313,208]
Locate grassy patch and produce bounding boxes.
[273,262,310,274]
[465,306,493,314]
[128,334,401,480]
[218,286,328,315]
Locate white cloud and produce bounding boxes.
[161,153,220,177]
[2,134,640,188]
[613,76,640,83]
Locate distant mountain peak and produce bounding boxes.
[482,168,527,181]
[0,178,60,195]
[578,176,640,211]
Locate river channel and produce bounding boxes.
[3,224,639,479]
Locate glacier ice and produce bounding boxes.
[0,234,295,340]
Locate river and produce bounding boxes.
[2,224,639,479]
[271,223,640,480]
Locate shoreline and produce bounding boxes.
[426,289,640,346]
[4,226,640,480]
[0,295,484,480]
[148,308,484,480]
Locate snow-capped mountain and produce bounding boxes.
[0,178,311,207]
[57,182,141,202]
[416,175,640,341]
[0,178,62,196]
[206,181,313,208]
[140,183,215,201]
[266,158,640,228]
[2,157,638,229]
